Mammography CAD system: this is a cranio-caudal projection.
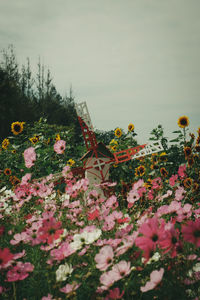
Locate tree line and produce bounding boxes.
[0,45,81,141]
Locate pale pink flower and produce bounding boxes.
[13,250,26,260]
[105,196,118,209]
[10,232,28,245]
[60,282,80,294]
[23,147,36,168]
[127,190,140,207]
[112,260,131,279]
[21,173,32,184]
[95,245,114,271]
[168,201,181,213]
[99,269,120,289]
[140,268,164,292]
[132,179,144,190]
[42,294,55,300]
[54,139,66,154]
[175,186,186,201]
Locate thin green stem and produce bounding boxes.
[12,282,17,300]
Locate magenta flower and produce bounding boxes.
[54,139,66,154]
[140,268,164,292]
[169,174,178,187]
[105,287,124,299]
[135,217,166,259]
[159,223,180,258]
[38,217,63,245]
[182,218,200,247]
[95,245,114,271]
[0,248,14,269]
[178,164,186,178]
[23,147,36,168]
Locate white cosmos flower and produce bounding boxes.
[70,229,102,250]
[56,263,73,282]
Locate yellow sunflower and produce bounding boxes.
[4,168,12,176]
[135,165,145,177]
[111,145,117,152]
[110,139,118,146]
[2,138,10,150]
[184,146,192,158]
[159,152,168,162]
[67,159,75,167]
[10,175,20,186]
[114,128,122,138]
[160,167,168,177]
[183,177,193,189]
[177,116,189,128]
[29,136,39,145]
[195,145,200,152]
[128,123,135,132]
[11,121,25,135]
[55,134,61,141]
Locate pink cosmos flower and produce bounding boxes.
[60,282,80,294]
[127,190,140,208]
[38,217,63,244]
[42,294,55,300]
[88,209,100,221]
[135,217,166,251]
[169,174,178,187]
[50,242,75,261]
[182,218,200,247]
[140,268,164,292]
[159,223,180,258]
[105,195,118,209]
[95,245,114,271]
[133,179,144,190]
[7,262,34,282]
[99,269,120,290]
[105,288,124,299]
[175,186,186,201]
[23,147,36,168]
[151,177,162,190]
[112,260,131,279]
[54,139,66,154]
[148,190,154,200]
[178,164,186,178]
[10,232,28,245]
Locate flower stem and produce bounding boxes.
[12,282,17,300]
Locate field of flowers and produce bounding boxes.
[0,116,200,300]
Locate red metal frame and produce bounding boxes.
[77,112,147,182]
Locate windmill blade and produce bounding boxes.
[75,101,97,150]
[131,141,164,159]
[113,144,147,164]
[75,101,93,131]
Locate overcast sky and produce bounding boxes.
[0,0,200,143]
